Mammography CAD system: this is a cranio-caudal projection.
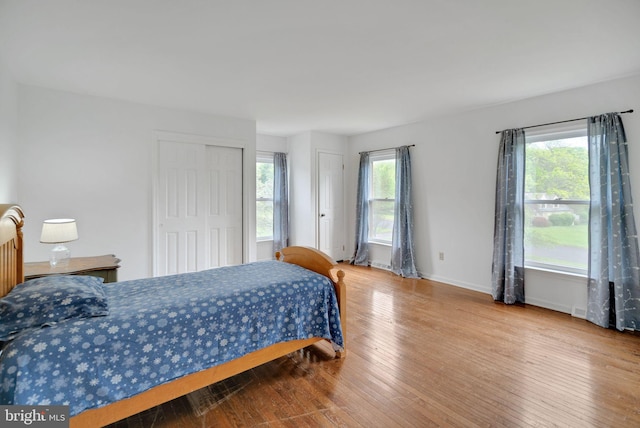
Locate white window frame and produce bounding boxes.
[368,150,396,245]
[524,123,589,275]
[256,153,274,242]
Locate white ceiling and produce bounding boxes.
[1,0,639,136]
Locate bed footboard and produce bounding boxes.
[277,246,346,357]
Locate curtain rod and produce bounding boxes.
[359,144,415,155]
[495,109,634,134]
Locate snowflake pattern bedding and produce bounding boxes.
[0,260,344,416]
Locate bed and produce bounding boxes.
[0,205,346,427]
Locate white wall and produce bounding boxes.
[287,131,348,256]
[288,132,313,246]
[257,134,287,153]
[348,74,640,316]
[256,134,287,261]
[0,61,18,203]
[258,132,350,261]
[18,85,256,280]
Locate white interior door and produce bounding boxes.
[156,140,242,275]
[318,152,345,261]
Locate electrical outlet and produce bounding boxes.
[438,251,444,261]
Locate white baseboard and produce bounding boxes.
[571,306,587,319]
[370,261,391,271]
[524,297,572,315]
[419,272,492,295]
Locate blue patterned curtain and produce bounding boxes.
[587,113,640,330]
[391,146,419,277]
[492,129,526,304]
[273,152,289,254]
[351,152,370,265]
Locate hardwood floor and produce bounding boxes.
[109,264,640,427]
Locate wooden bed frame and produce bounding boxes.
[0,205,346,427]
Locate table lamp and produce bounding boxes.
[40,218,78,267]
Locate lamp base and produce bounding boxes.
[50,244,71,268]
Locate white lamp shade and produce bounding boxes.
[40,219,78,244]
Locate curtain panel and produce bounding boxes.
[351,152,370,266]
[587,113,640,330]
[391,146,419,278]
[492,129,526,304]
[273,152,289,254]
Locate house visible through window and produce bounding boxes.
[524,124,589,274]
[256,155,274,241]
[369,151,395,244]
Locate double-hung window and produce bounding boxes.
[369,151,395,244]
[524,124,589,274]
[256,154,274,241]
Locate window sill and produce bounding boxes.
[524,265,586,279]
[368,241,392,247]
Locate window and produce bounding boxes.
[524,125,589,274]
[369,152,395,244]
[256,155,274,241]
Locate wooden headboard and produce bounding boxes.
[0,204,24,297]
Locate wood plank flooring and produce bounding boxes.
[109,264,640,427]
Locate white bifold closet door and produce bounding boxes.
[156,140,243,276]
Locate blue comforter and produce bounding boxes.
[0,261,344,416]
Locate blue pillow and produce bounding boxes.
[0,275,109,341]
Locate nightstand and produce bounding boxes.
[24,254,121,283]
